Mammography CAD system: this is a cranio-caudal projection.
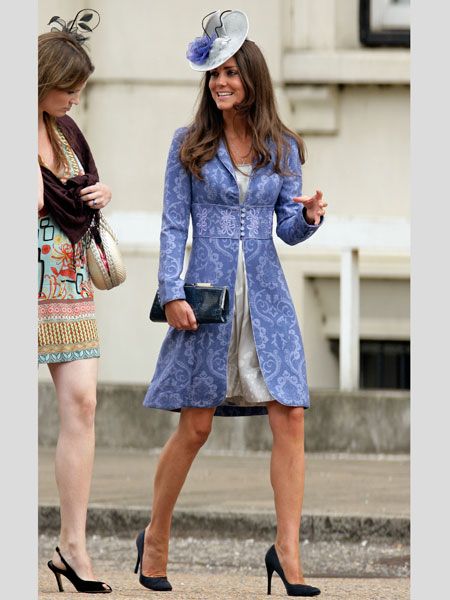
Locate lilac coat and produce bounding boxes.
[144,128,323,416]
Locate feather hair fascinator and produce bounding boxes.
[47,8,100,45]
[187,9,249,71]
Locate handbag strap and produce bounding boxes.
[85,211,119,246]
[98,212,118,242]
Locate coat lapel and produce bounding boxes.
[216,138,236,180]
[215,137,279,205]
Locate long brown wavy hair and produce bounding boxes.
[180,39,306,179]
[38,32,94,174]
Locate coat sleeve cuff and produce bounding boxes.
[286,206,323,244]
[158,281,186,308]
[301,206,324,230]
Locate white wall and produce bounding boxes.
[38,0,410,387]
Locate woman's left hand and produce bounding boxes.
[293,190,327,225]
[79,182,112,210]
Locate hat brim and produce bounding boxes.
[189,10,249,72]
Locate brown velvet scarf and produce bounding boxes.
[40,115,100,244]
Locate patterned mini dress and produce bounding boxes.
[38,126,100,364]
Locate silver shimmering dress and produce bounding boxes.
[224,165,274,408]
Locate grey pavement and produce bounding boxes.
[39,448,409,542]
[39,532,410,579]
[39,447,410,517]
[39,534,410,599]
[39,565,410,600]
[38,449,410,598]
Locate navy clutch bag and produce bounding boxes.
[149,283,230,324]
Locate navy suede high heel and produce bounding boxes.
[265,545,320,597]
[134,530,172,592]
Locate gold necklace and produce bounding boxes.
[225,136,253,166]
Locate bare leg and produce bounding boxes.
[267,401,306,584]
[142,407,215,576]
[48,358,101,582]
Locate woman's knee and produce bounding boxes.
[60,389,97,429]
[270,405,305,439]
[288,407,305,427]
[179,411,213,448]
[51,360,98,430]
[188,424,211,448]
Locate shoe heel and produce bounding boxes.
[266,562,273,595]
[134,553,140,574]
[48,561,64,592]
[53,570,64,592]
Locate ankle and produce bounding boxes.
[57,540,89,560]
[146,525,169,550]
[275,540,299,555]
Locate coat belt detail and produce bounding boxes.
[192,203,273,240]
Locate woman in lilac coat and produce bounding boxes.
[138,10,326,597]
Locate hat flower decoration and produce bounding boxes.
[186,31,217,64]
[186,9,249,71]
[47,8,100,45]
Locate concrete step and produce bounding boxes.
[39,504,410,544]
[39,448,410,543]
[38,383,410,454]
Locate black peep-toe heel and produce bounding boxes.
[265,544,320,597]
[47,546,112,593]
[134,529,172,591]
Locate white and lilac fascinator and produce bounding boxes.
[186,9,249,71]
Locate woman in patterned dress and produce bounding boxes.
[137,10,326,597]
[38,18,112,594]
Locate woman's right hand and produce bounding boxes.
[164,300,198,331]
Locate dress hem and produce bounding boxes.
[143,396,310,417]
[38,348,100,364]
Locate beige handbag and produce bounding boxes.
[86,213,126,290]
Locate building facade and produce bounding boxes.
[38,0,410,390]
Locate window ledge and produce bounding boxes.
[324,317,410,340]
[283,49,410,85]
